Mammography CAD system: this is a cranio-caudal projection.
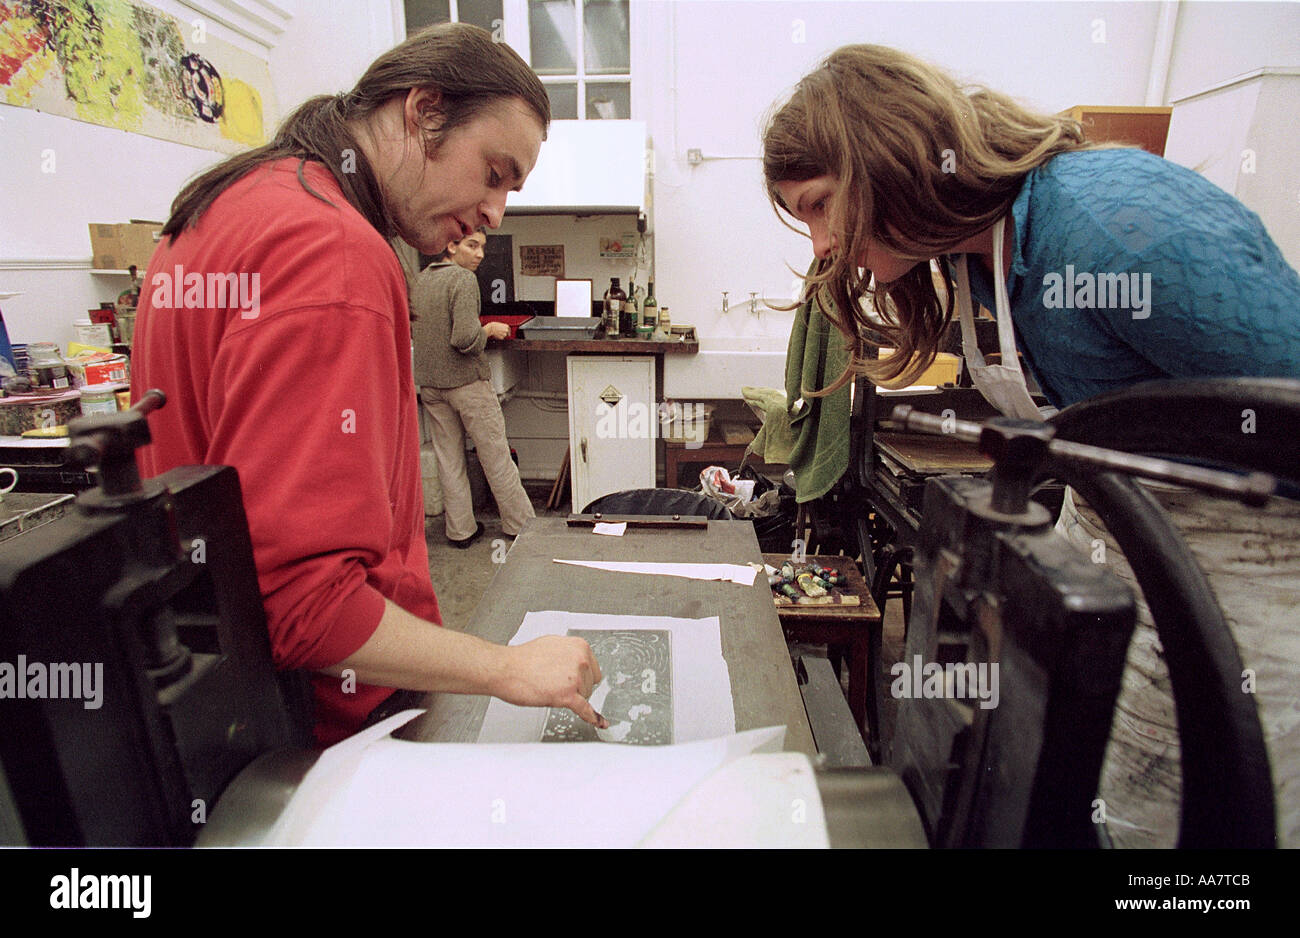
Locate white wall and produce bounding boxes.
[0,0,396,350]
[648,0,1167,341]
[1154,1,1300,272]
[1235,74,1300,271]
[1164,1,1300,102]
[497,214,649,301]
[0,106,226,346]
[269,2,398,113]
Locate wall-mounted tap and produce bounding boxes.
[749,292,759,315]
[721,291,729,314]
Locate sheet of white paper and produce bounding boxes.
[640,752,829,848]
[552,558,758,586]
[0,436,70,447]
[877,385,939,395]
[263,724,788,847]
[592,521,626,536]
[478,611,735,744]
[555,279,592,317]
[263,709,428,847]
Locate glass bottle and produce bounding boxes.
[631,280,646,319]
[642,281,658,334]
[655,306,671,341]
[620,297,638,337]
[603,278,625,336]
[27,342,70,390]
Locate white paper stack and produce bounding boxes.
[258,716,827,848]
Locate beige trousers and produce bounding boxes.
[1057,485,1300,848]
[419,381,535,540]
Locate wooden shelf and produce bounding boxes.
[492,325,698,354]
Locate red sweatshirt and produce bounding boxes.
[132,158,441,745]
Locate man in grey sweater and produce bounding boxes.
[412,231,536,547]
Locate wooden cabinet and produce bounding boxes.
[566,356,656,512]
[1062,105,1173,156]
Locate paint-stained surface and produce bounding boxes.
[0,0,273,153]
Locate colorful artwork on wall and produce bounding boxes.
[0,0,275,153]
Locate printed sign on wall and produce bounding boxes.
[519,244,564,277]
[599,234,637,259]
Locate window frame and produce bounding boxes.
[395,0,642,120]
[507,0,642,120]
[398,0,507,39]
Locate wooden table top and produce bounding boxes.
[874,430,992,475]
[401,517,816,755]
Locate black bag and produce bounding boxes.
[724,464,798,553]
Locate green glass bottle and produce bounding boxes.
[643,281,658,335]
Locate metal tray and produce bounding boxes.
[517,317,603,341]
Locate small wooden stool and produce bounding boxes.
[764,552,884,762]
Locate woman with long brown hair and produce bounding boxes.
[763,44,1300,848]
[763,45,1300,408]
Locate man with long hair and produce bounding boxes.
[131,24,606,746]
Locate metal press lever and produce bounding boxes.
[69,388,168,511]
[889,404,1276,509]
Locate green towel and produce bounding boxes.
[784,269,851,503]
[743,386,796,465]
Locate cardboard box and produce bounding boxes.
[88,220,163,271]
[879,349,962,386]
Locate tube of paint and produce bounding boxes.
[796,572,827,597]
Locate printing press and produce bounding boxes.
[1,379,1295,848]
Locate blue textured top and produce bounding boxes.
[959,148,1300,408]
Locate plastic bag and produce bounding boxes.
[699,466,782,519]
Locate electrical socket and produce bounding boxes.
[686,148,703,166]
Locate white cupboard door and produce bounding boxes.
[567,356,656,512]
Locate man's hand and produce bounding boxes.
[483,321,510,340]
[494,636,609,728]
[328,600,610,729]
